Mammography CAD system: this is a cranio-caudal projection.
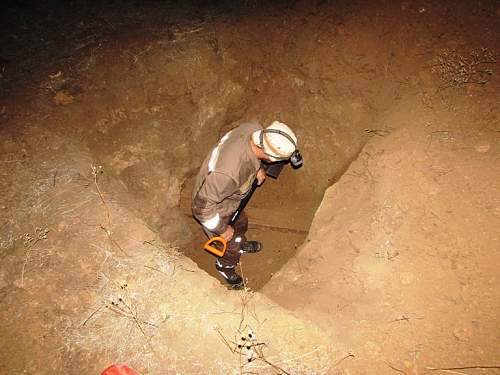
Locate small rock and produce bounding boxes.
[400,272,415,285]
[364,340,382,355]
[53,90,74,106]
[475,144,490,153]
[453,327,471,342]
[0,271,8,289]
[293,77,304,87]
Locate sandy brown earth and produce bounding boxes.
[264,99,500,374]
[0,1,499,374]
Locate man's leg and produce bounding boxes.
[215,212,248,287]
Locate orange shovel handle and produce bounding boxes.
[203,236,227,257]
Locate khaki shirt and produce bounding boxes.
[192,122,262,234]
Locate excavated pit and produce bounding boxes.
[4,1,382,291]
[177,133,364,290]
[1,1,495,293]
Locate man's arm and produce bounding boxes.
[192,172,238,236]
[256,167,266,185]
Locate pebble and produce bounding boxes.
[453,327,471,342]
[364,340,382,355]
[0,271,7,289]
[475,144,490,153]
[400,272,415,285]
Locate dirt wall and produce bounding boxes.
[0,126,336,374]
[263,94,500,373]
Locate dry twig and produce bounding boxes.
[20,227,50,287]
[385,361,408,374]
[92,165,129,257]
[426,365,500,372]
[332,352,355,367]
[82,304,105,327]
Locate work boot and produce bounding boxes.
[216,262,244,289]
[241,240,262,253]
[226,274,244,290]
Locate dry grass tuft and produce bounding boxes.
[64,240,182,373]
[431,47,497,90]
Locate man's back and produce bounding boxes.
[192,121,262,225]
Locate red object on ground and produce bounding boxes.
[100,364,139,375]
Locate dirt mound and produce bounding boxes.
[0,127,334,374]
[263,98,500,373]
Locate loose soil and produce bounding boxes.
[0,1,499,374]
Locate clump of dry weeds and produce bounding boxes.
[214,268,334,375]
[64,239,183,373]
[431,47,497,89]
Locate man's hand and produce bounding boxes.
[221,225,234,241]
[256,168,266,186]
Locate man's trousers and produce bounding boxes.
[202,212,248,279]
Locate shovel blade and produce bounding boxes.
[203,236,227,257]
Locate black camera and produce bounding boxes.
[290,150,303,168]
[264,150,303,178]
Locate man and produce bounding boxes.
[192,120,299,289]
